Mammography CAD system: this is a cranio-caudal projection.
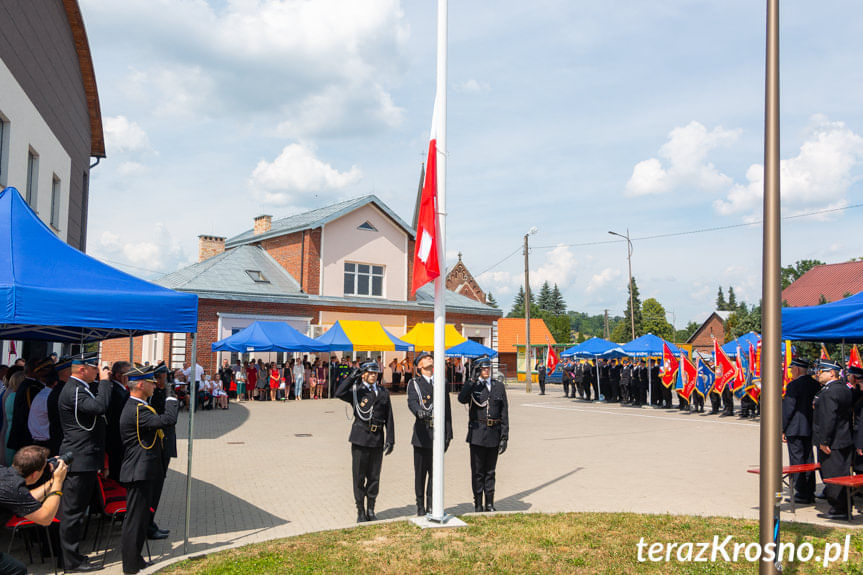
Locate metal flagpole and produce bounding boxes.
[760,0,781,572]
[429,0,448,523]
[183,333,197,554]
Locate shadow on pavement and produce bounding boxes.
[175,402,251,440]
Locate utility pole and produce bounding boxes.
[608,229,635,340]
[603,310,609,339]
[523,227,537,392]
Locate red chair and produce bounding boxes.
[92,474,150,567]
[5,515,59,574]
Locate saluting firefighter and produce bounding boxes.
[335,361,395,523]
[119,366,178,575]
[406,351,452,516]
[57,352,112,573]
[458,356,509,512]
[147,363,175,540]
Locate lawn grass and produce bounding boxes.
[160,513,863,574]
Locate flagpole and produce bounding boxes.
[430,0,448,523]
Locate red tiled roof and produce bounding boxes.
[496,318,555,353]
[781,261,863,307]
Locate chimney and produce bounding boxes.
[198,235,225,262]
[254,214,272,235]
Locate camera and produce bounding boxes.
[47,451,74,470]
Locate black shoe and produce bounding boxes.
[484,493,495,512]
[818,510,848,520]
[147,528,169,540]
[474,495,483,512]
[357,504,367,523]
[794,496,815,504]
[366,501,377,521]
[417,502,425,517]
[67,560,104,573]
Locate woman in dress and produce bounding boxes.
[269,363,280,401]
[245,361,258,401]
[292,358,304,400]
[313,359,326,399]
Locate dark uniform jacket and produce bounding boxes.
[782,374,819,437]
[406,374,452,449]
[574,363,584,385]
[118,396,179,483]
[610,363,621,383]
[149,386,178,459]
[812,380,854,450]
[537,365,546,384]
[8,377,44,451]
[46,381,65,455]
[58,377,112,473]
[105,380,130,467]
[458,378,509,447]
[335,376,394,449]
[620,365,632,386]
[852,389,863,451]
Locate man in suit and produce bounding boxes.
[47,356,74,456]
[146,364,175,540]
[8,357,50,452]
[406,352,452,516]
[619,359,632,404]
[560,359,571,398]
[105,362,131,482]
[458,356,509,512]
[573,360,584,399]
[536,361,547,396]
[812,360,854,519]
[119,366,178,574]
[335,361,394,523]
[781,358,820,503]
[57,352,112,573]
[598,359,610,401]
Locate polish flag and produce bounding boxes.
[546,344,560,374]
[411,100,441,296]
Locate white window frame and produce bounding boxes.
[344,261,385,297]
[26,148,38,209]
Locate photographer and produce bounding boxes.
[0,446,68,575]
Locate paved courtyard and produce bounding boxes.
[9,385,862,573]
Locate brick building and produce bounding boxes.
[101,195,501,374]
[686,311,731,354]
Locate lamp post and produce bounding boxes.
[608,229,635,341]
[524,227,538,392]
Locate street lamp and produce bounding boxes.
[608,229,635,341]
[524,227,538,392]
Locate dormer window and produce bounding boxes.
[357,221,378,232]
[245,269,270,283]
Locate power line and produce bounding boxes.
[96,257,170,276]
[475,245,523,277]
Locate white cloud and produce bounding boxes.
[626,121,740,196]
[103,116,150,153]
[585,267,621,294]
[116,162,147,177]
[94,224,190,277]
[714,116,863,219]
[531,245,578,289]
[454,79,490,94]
[248,143,362,206]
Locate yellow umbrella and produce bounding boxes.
[401,322,467,352]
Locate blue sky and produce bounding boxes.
[81,0,863,329]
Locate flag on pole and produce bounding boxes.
[745,342,761,403]
[660,342,678,388]
[678,353,698,401]
[849,345,863,369]
[713,338,736,393]
[410,102,441,296]
[546,343,560,374]
[732,348,748,400]
[754,340,761,378]
[695,357,714,397]
[820,343,831,361]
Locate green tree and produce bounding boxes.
[544,314,572,345]
[781,259,825,290]
[618,277,642,342]
[551,284,567,315]
[507,285,536,318]
[641,298,674,341]
[486,292,499,308]
[725,302,762,341]
[727,287,737,310]
[818,294,828,305]
[716,287,726,310]
[537,281,553,313]
[675,321,700,343]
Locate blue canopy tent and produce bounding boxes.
[446,339,497,358]
[561,337,619,358]
[211,321,328,353]
[721,332,761,357]
[598,347,629,359]
[782,292,863,342]
[620,333,683,358]
[0,187,198,341]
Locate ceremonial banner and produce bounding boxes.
[850,345,862,369]
[695,357,714,397]
[678,353,697,400]
[661,341,679,388]
[782,340,793,396]
[713,338,736,393]
[546,343,560,374]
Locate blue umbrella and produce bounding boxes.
[620,333,683,358]
[598,347,628,359]
[446,339,498,358]
[561,337,620,358]
[721,332,761,358]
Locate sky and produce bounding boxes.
[80,0,863,330]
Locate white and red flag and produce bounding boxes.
[546,343,560,374]
[411,102,441,296]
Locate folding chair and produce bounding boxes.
[5,515,59,575]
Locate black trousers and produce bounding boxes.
[469,444,499,497]
[414,447,433,506]
[693,393,704,411]
[608,379,619,402]
[786,436,815,499]
[854,449,863,474]
[0,552,26,575]
[721,388,734,414]
[122,480,153,574]
[59,470,97,569]
[662,385,672,407]
[818,446,853,512]
[709,391,722,412]
[538,378,545,394]
[562,379,570,397]
[351,444,383,506]
[150,456,171,525]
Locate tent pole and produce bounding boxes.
[648,356,652,405]
[841,339,845,365]
[129,334,134,363]
[183,332,197,555]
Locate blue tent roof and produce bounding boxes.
[782,292,863,342]
[620,333,683,357]
[211,321,327,353]
[721,332,761,357]
[0,187,198,341]
[446,339,498,358]
[598,347,629,359]
[561,337,619,358]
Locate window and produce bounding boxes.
[245,270,270,283]
[344,262,384,297]
[50,176,61,229]
[357,221,377,232]
[26,149,38,209]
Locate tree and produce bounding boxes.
[507,285,536,318]
[781,259,825,290]
[725,301,762,341]
[727,287,737,310]
[486,292,499,308]
[818,294,828,305]
[545,314,572,345]
[537,281,553,313]
[716,287,726,310]
[641,298,674,341]
[618,276,642,342]
[675,321,700,343]
[551,284,567,315]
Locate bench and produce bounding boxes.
[747,463,821,513]
[823,474,863,521]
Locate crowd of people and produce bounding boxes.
[0,353,177,574]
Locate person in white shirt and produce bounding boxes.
[27,385,52,447]
[292,360,304,401]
